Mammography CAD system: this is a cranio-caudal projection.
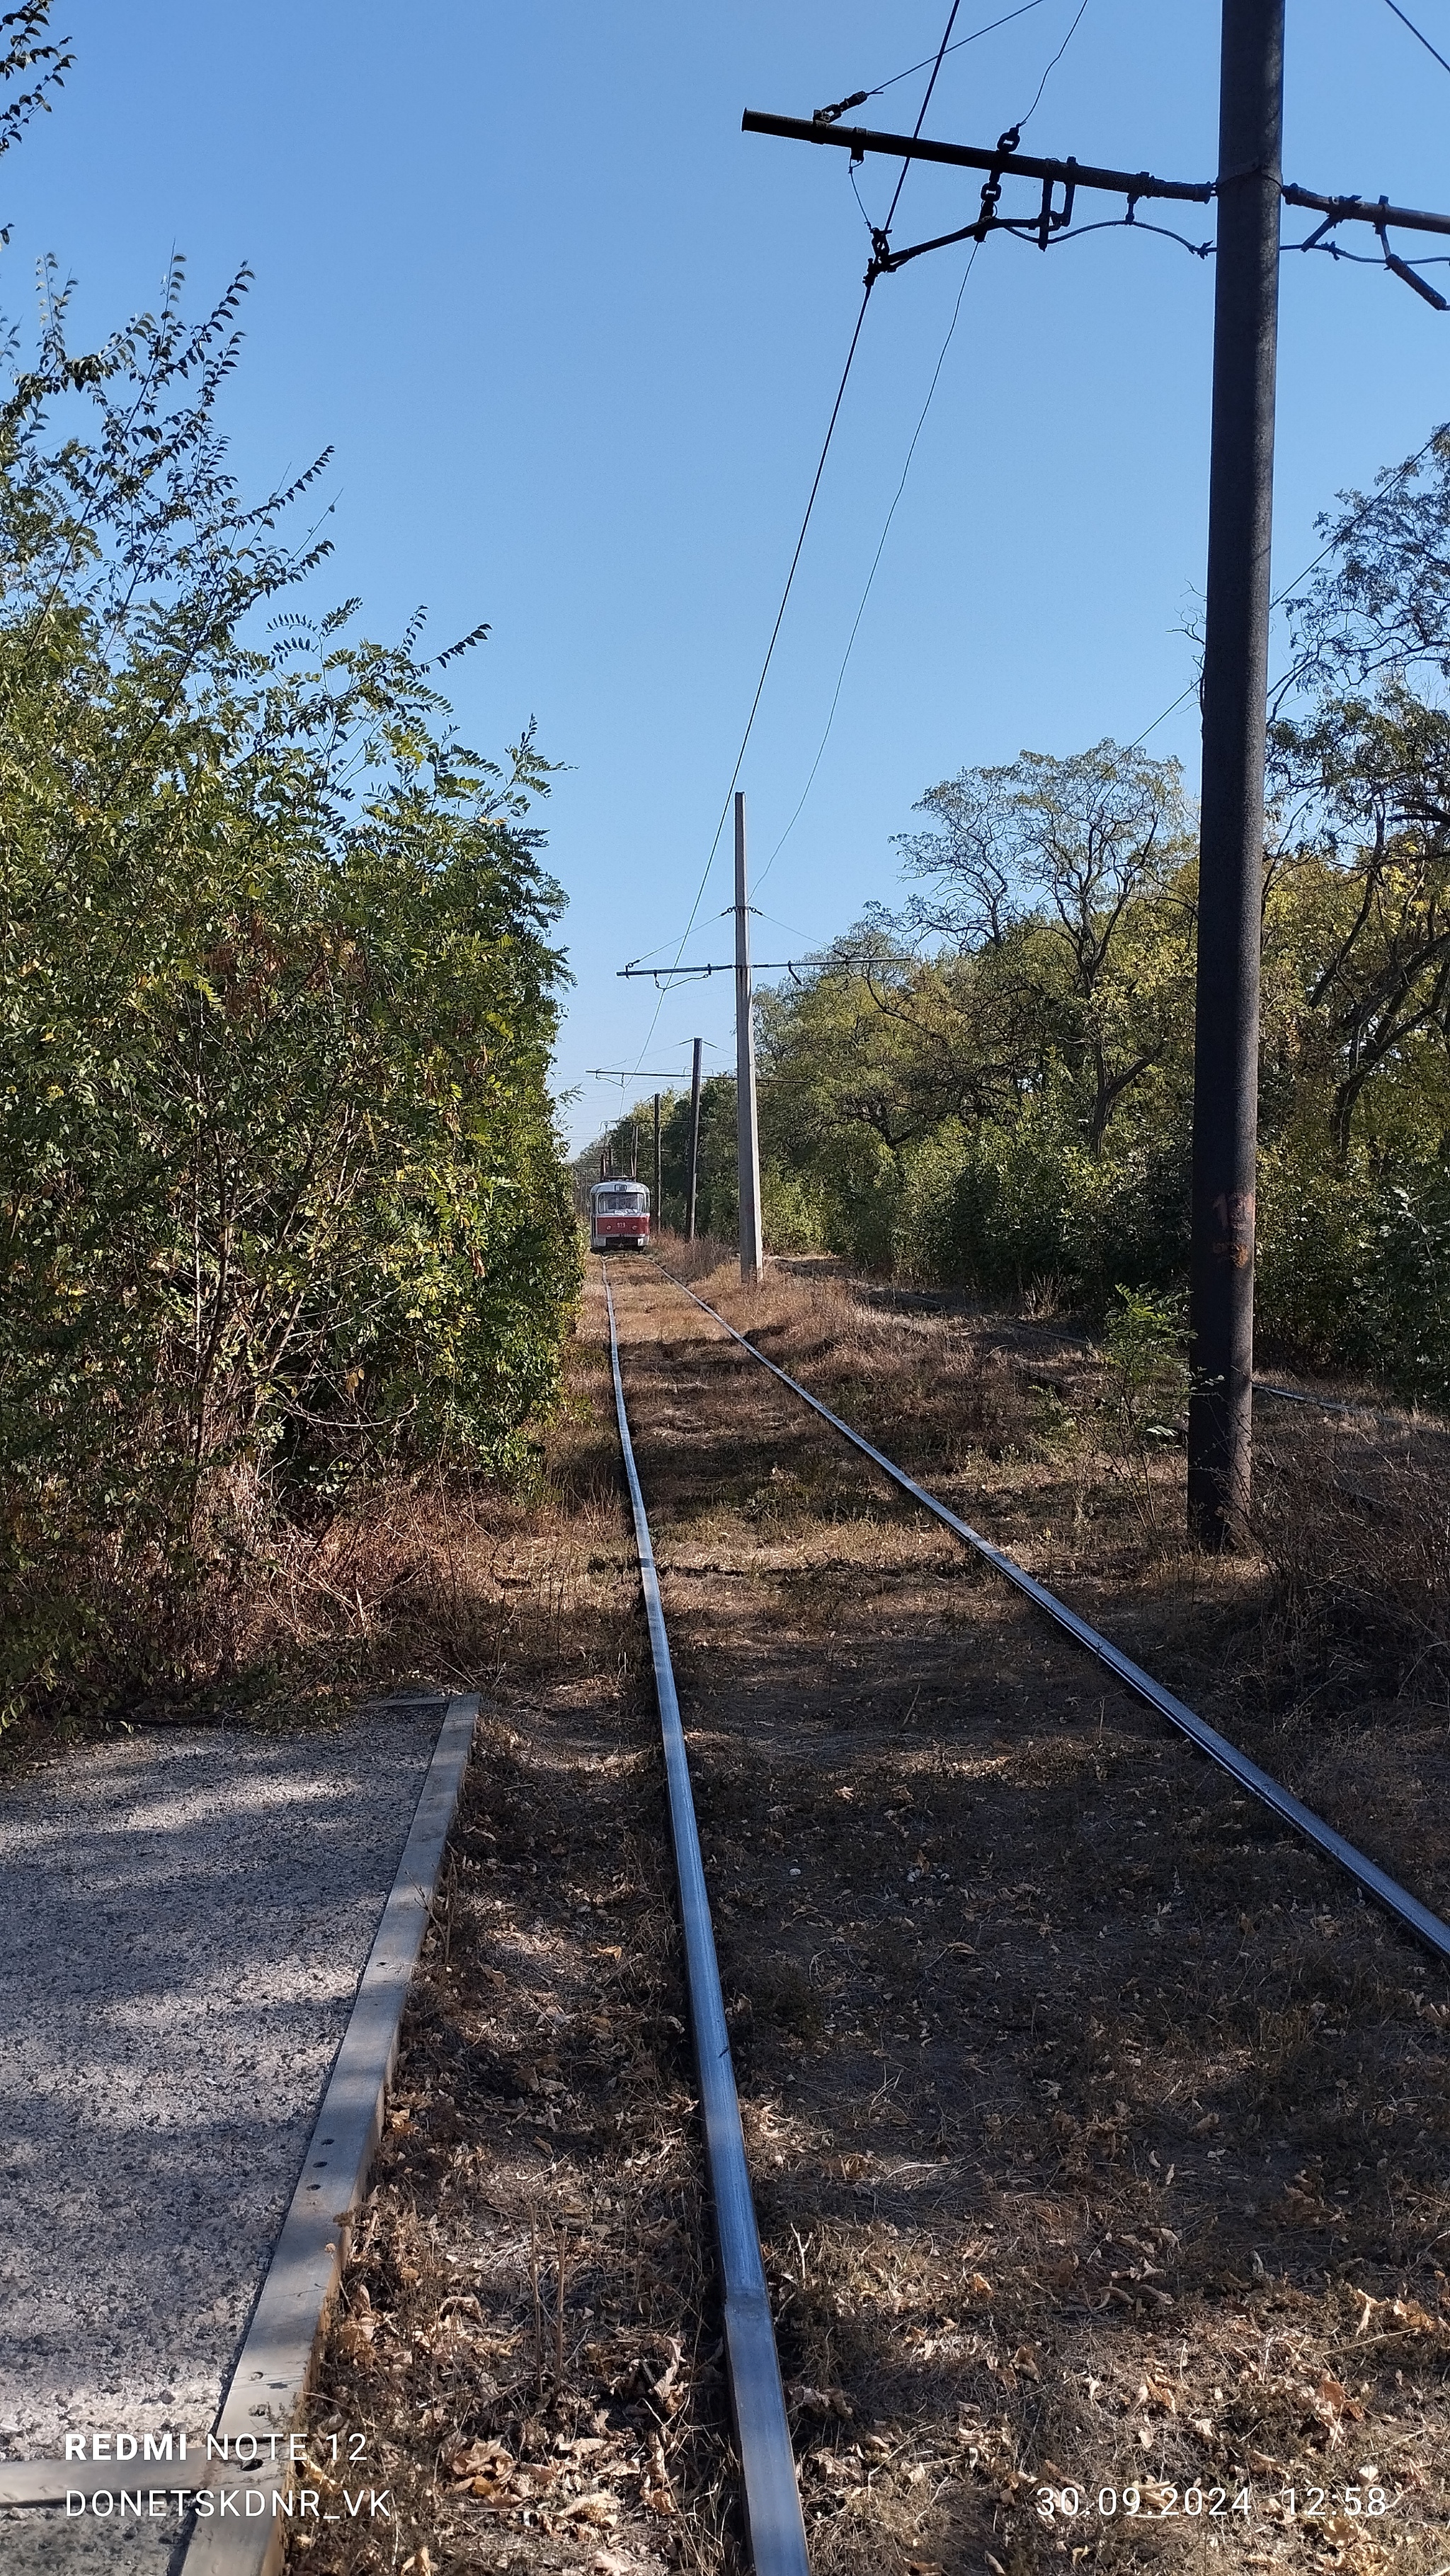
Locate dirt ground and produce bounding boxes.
[285,1252,1450,2576]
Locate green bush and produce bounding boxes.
[894,1111,1189,1310]
[1256,1155,1450,1400]
[0,258,578,1724]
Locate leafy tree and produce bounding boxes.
[1267,692,1450,1164]
[0,43,578,1720]
[896,743,1194,1155]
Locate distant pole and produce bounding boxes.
[630,1120,638,1181]
[1187,0,1284,1545]
[734,793,764,1284]
[653,1092,662,1225]
[686,1038,703,1241]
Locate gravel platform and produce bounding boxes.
[0,1710,441,2560]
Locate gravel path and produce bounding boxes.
[0,1712,441,2564]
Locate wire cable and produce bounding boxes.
[1129,425,1447,746]
[1015,0,1092,125]
[625,1,968,1076]
[755,244,981,891]
[756,1,1095,886]
[1381,0,1450,79]
[622,285,877,1073]
[882,0,967,234]
[848,0,1051,108]
[1019,212,1214,256]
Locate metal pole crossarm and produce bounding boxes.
[742,108,1215,207]
[1282,181,1450,241]
[620,959,814,981]
[619,953,920,983]
[742,110,1450,253]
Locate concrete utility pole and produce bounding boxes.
[1187,0,1284,1545]
[685,1038,703,1242]
[733,792,764,1284]
[653,1092,662,1225]
[745,31,1449,1530]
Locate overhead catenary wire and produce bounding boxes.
[1015,0,1092,125]
[843,0,1051,110]
[622,287,874,1083]
[735,23,1450,860]
[624,1,969,1080]
[1381,0,1450,79]
[758,1,1095,888]
[755,244,982,892]
[1129,423,1447,748]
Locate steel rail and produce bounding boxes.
[604,1271,809,2576]
[651,1263,1450,1971]
[1255,1379,1446,1430]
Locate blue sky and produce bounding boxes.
[9,2,1450,1147]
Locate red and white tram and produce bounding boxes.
[588,1179,651,1253]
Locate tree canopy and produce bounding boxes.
[0,23,578,1724]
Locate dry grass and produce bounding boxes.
[283,1256,1449,2574]
[1250,1410,1450,1714]
[0,1453,622,1778]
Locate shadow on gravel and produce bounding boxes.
[0,1719,436,2461]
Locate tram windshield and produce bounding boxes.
[590,1184,649,1211]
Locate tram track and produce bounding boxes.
[2,1218,1439,2568]
[646,1261,1450,1971]
[280,1259,1450,2574]
[605,1272,809,2576]
[595,1254,1450,2570]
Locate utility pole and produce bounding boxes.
[1187,0,1284,1546]
[734,792,764,1284]
[686,1037,703,1242]
[630,1120,639,1181]
[742,59,1449,1521]
[653,1092,662,1226]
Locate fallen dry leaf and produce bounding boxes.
[1138,2480,1177,2514]
[789,2381,854,2419]
[558,2490,621,2527]
[448,2438,513,2484]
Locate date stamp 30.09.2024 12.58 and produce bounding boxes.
[1033,2476,1393,2529]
